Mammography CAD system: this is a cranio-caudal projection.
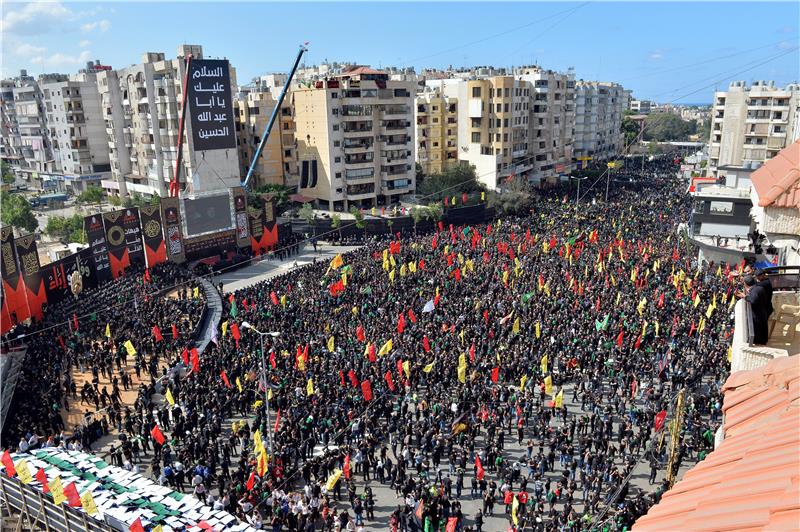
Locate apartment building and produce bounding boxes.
[41,72,111,194]
[292,66,415,210]
[708,80,800,177]
[234,88,284,187]
[98,45,240,198]
[629,99,653,115]
[8,72,67,189]
[1,80,23,174]
[573,81,626,162]
[415,88,459,175]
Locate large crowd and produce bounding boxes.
[4,156,742,531]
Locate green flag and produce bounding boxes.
[230,300,238,318]
[522,292,535,304]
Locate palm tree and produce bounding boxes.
[411,207,424,236]
[331,213,342,242]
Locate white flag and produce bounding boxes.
[422,299,435,313]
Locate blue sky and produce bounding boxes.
[2,1,798,103]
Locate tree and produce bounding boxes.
[621,116,641,150]
[411,206,425,236]
[425,201,443,222]
[331,213,342,241]
[44,213,86,243]
[642,113,695,142]
[76,185,105,204]
[251,183,293,214]
[1,162,14,184]
[349,206,366,239]
[298,202,316,238]
[415,162,423,181]
[417,165,485,198]
[109,195,122,207]
[0,191,38,234]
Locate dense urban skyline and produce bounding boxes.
[2,1,798,103]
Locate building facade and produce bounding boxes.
[573,81,625,162]
[234,88,284,187]
[292,67,415,210]
[415,88,458,175]
[98,45,240,199]
[708,81,800,177]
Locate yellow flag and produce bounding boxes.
[729,296,736,310]
[378,338,393,356]
[330,254,344,270]
[153,526,164,532]
[306,378,315,396]
[520,375,528,390]
[50,476,66,505]
[281,294,287,307]
[637,297,647,316]
[503,270,509,284]
[423,362,434,373]
[252,400,263,410]
[554,389,564,408]
[383,249,389,262]
[80,490,98,515]
[457,364,466,384]
[193,286,199,298]
[699,317,706,334]
[389,269,395,283]
[512,495,520,526]
[727,345,732,362]
[236,377,243,393]
[400,264,407,277]
[402,360,410,379]
[165,388,175,406]
[512,317,520,334]
[105,323,111,338]
[222,320,229,336]
[371,207,376,216]
[254,430,263,452]
[327,336,335,353]
[655,321,660,337]
[459,329,466,345]
[535,321,541,339]
[389,255,396,268]
[16,459,32,484]
[544,375,553,395]
[615,293,621,306]
[268,389,273,401]
[123,340,136,356]
[409,261,417,273]
[481,191,485,201]
[258,448,268,476]
[326,469,342,491]
[540,354,548,374]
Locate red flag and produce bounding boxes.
[419,259,425,270]
[242,298,249,312]
[422,336,431,353]
[384,371,396,392]
[36,468,48,492]
[130,517,145,532]
[475,455,485,480]
[361,380,373,402]
[269,351,277,369]
[434,294,441,307]
[274,408,281,433]
[356,324,365,343]
[491,367,500,383]
[152,325,163,342]
[634,335,642,350]
[348,369,359,388]
[72,313,79,331]
[483,310,489,325]
[446,517,459,532]
[270,291,279,305]
[339,370,346,387]
[344,454,352,479]
[231,323,241,341]
[144,268,152,284]
[654,410,667,432]
[432,235,438,249]
[171,323,178,340]
[657,293,665,308]
[367,343,377,362]
[469,343,476,363]
[228,294,235,304]
[150,424,166,445]
[408,309,417,324]
[396,359,404,377]
[438,221,444,232]
[220,370,232,388]
[454,268,461,282]
[1,450,16,476]
[616,331,624,348]
[190,348,199,373]
[397,313,406,334]
[181,347,189,366]
[246,471,256,491]
[58,335,66,351]
[64,482,82,507]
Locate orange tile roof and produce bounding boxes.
[341,66,386,76]
[750,140,800,211]
[633,354,800,531]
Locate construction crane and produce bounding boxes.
[242,43,308,190]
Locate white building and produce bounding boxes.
[709,80,800,177]
[629,99,652,115]
[573,81,626,162]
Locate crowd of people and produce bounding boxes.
[4,156,744,531]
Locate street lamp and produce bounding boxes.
[241,321,280,454]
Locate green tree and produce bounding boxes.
[349,206,366,239]
[149,192,161,206]
[331,213,342,241]
[642,113,695,142]
[1,162,14,184]
[621,116,641,150]
[417,165,485,199]
[299,202,316,237]
[251,183,293,214]
[109,195,122,207]
[76,185,105,204]
[44,213,86,243]
[0,191,38,233]
[415,162,423,181]
[425,201,443,222]
[411,206,425,236]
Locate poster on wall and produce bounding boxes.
[1,226,27,330]
[161,197,186,263]
[231,186,250,248]
[139,205,166,267]
[14,234,46,321]
[103,210,130,279]
[188,59,237,151]
[121,208,145,268]
[84,214,112,284]
[42,248,97,307]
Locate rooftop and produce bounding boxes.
[633,354,800,531]
[750,140,800,211]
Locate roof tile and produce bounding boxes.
[750,140,800,211]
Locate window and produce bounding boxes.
[332,109,339,115]
[335,172,342,178]
[504,88,510,97]
[472,87,481,98]
[332,124,339,131]
[333,140,341,147]
[471,132,481,143]
[331,92,338,98]
[471,118,481,128]
[504,104,509,113]
[709,201,733,215]
[496,103,501,112]
[334,156,341,163]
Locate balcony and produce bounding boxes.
[382,105,410,118]
[345,173,375,185]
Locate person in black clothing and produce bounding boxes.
[754,269,774,317]
[743,275,770,345]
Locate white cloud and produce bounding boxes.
[777,41,797,50]
[31,50,93,69]
[647,49,669,61]
[80,19,111,33]
[12,42,47,57]
[79,40,91,48]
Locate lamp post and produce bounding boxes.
[241,321,280,454]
